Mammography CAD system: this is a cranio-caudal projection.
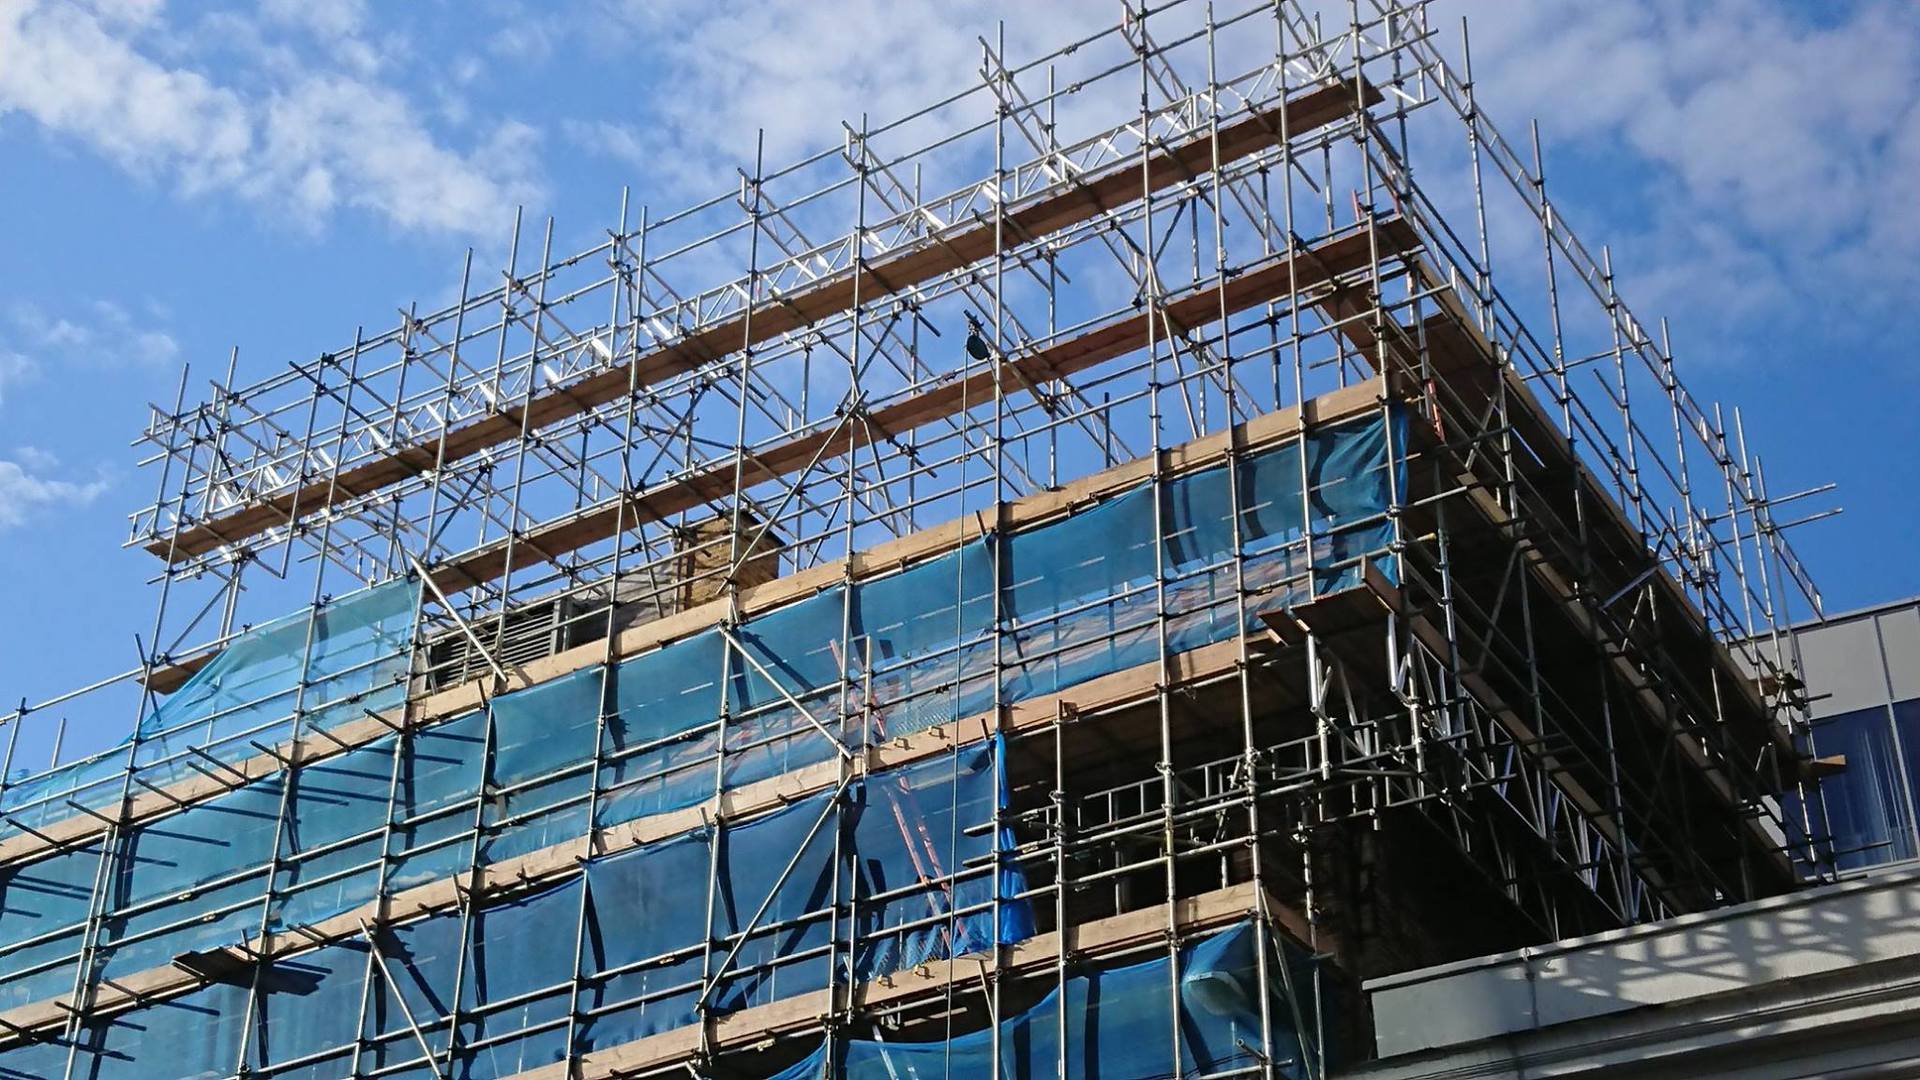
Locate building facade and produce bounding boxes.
[1355,866,1920,1079]
[1349,599,1920,1079]
[1788,597,1920,872]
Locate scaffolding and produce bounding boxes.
[0,3,1836,1078]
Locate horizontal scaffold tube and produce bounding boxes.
[149,77,1382,563]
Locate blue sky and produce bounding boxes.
[1,0,1916,767]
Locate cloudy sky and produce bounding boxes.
[0,0,1915,757]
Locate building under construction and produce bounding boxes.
[0,3,1837,1077]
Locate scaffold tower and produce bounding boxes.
[0,3,1835,1078]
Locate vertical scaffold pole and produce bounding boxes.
[1130,4,1188,1075]
[232,327,367,1073]
[57,358,194,1080]
[559,188,641,1066]
[698,127,767,1065]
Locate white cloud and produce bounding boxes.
[0,0,541,236]
[77,0,162,30]
[257,75,540,233]
[0,1,252,191]
[13,445,57,471]
[258,0,366,42]
[561,119,648,170]
[0,450,111,530]
[565,0,1099,192]
[5,298,178,370]
[1459,0,1920,354]
[0,351,37,405]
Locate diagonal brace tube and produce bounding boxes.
[694,771,855,1012]
[720,628,854,761]
[358,918,450,1080]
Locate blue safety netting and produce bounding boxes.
[273,734,394,930]
[0,750,128,846]
[61,978,251,1080]
[595,628,727,827]
[0,717,469,1005]
[856,540,997,739]
[0,1033,65,1080]
[0,411,1393,1066]
[96,772,284,980]
[485,663,599,864]
[0,579,419,843]
[135,578,421,776]
[251,935,371,1080]
[0,741,1029,1079]
[0,842,97,1011]
[579,737,1029,1053]
[385,708,487,896]
[763,919,1310,1079]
